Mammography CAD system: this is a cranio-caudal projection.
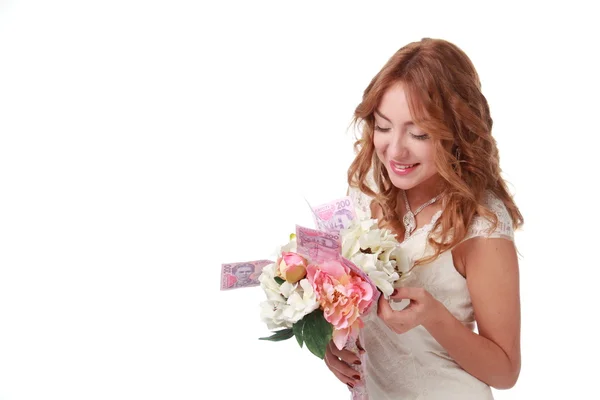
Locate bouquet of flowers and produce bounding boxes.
[258,196,410,399]
[258,230,378,358]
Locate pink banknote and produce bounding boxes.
[220,260,273,290]
[295,225,342,263]
[311,196,357,233]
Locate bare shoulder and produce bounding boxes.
[457,236,518,275]
[453,234,518,275]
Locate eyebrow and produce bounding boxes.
[374,110,391,122]
[374,109,415,127]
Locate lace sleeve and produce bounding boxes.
[463,191,514,242]
[347,170,377,220]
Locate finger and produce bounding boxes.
[377,293,393,318]
[389,286,424,301]
[325,358,361,387]
[329,367,360,388]
[356,337,365,354]
[325,343,363,382]
[328,341,362,366]
[377,295,414,333]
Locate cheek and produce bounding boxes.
[373,134,386,159]
[417,143,438,175]
[416,142,436,163]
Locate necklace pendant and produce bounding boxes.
[403,212,416,239]
[401,189,443,242]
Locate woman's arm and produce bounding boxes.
[378,236,521,389]
[425,237,521,389]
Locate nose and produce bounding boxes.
[387,129,409,160]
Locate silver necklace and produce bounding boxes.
[401,190,442,241]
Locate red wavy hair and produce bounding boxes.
[347,38,524,265]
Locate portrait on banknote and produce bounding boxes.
[220,260,272,290]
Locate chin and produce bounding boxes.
[389,177,421,191]
[385,169,422,190]
[387,169,438,191]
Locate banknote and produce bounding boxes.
[310,196,357,233]
[220,260,273,290]
[295,225,342,263]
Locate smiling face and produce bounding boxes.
[373,82,439,192]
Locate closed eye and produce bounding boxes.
[374,125,391,132]
[411,133,430,140]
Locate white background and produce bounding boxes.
[1,1,599,399]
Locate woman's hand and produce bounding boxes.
[377,287,444,333]
[324,339,364,388]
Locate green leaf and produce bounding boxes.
[274,276,285,285]
[293,318,305,348]
[258,328,294,342]
[302,309,333,359]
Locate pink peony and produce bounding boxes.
[306,259,375,350]
[277,252,308,284]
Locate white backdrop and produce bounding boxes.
[1,1,598,399]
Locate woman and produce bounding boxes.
[325,38,523,399]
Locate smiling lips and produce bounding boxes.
[389,161,420,176]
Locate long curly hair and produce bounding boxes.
[347,38,524,265]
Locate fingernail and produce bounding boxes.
[353,360,361,365]
[353,374,361,380]
[347,383,354,389]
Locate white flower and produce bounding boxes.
[258,263,291,329]
[360,228,400,254]
[349,252,378,273]
[341,219,378,259]
[279,280,295,298]
[367,270,398,296]
[340,217,407,296]
[281,279,319,323]
[391,248,412,276]
[258,261,319,329]
[260,299,291,330]
[259,263,285,302]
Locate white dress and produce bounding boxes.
[348,183,514,400]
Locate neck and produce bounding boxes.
[402,175,444,210]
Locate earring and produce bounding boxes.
[455,147,461,161]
